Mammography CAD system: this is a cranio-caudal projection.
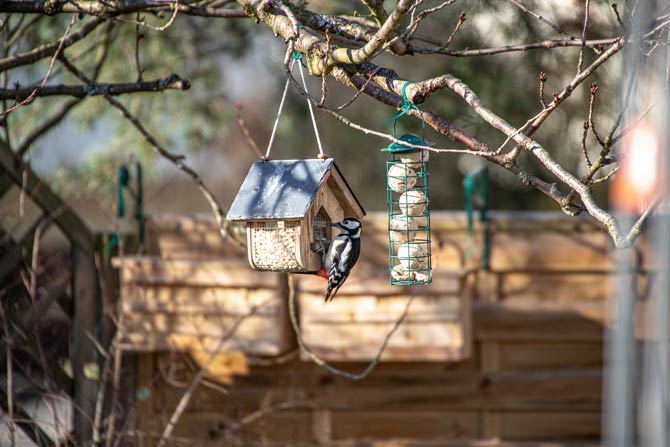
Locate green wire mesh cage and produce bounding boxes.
[383,133,432,285]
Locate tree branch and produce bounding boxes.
[0,74,190,101]
[410,36,620,56]
[0,0,248,17]
[327,0,414,66]
[0,17,104,72]
[289,6,410,55]
[58,55,245,248]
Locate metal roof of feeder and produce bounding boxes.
[226,159,365,221]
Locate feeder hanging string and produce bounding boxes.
[297,55,324,157]
[264,51,325,160]
[265,58,295,160]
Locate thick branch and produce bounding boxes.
[0,17,104,72]
[0,74,190,101]
[290,6,410,55]
[0,0,248,17]
[328,0,414,66]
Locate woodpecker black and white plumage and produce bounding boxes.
[322,218,362,302]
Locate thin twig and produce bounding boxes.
[577,0,591,73]
[234,103,262,158]
[581,120,591,169]
[410,36,620,56]
[59,55,245,248]
[440,11,466,50]
[287,274,414,380]
[1,15,76,116]
[134,14,143,81]
[156,310,253,447]
[507,0,576,40]
[538,71,547,109]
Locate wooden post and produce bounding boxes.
[312,409,332,444]
[479,270,501,441]
[72,246,100,445]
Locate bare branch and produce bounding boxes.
[1,15,76,116]
[413,36,620,56]
[58,55,245,248]
[0,17,104,73]
[0,74,191,101]
[577,0,591,73]
[327,0,415,66]
[290,6,410,55]
[538,71,547,109]
[234,103,263,159]
[507,0,577,40]
[0,0,248,18]
[156,308,256,447]
[288,274,414,380]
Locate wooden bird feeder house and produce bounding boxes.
[226,159,365,273]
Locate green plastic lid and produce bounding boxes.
[380,132,434,153]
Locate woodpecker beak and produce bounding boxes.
[331,222,343,228]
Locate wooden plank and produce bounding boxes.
[189,349,250,384]
[151,367,601,413]
[501,412,601,440]
[136,354,155,447]
[499,342,603,370]
[71,246,99,446]
[160,410,314,443]
[296,270,462,296]
[301,320,464,359]
[114,257,278,288]
[474,300,605,342]
[313,409,333,444]
[299,293,463,323]
[121,285,279,316]
[489,232,610,271]
[331,411,480,440]
[498,272,609,301]
[120,328,288,356]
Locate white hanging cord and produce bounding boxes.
[265,58,295,160]
[297,60,325,157]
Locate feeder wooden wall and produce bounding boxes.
[120,212,647,447]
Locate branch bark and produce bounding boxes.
[0,74,190,101]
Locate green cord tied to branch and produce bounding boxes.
[383,81,426,140]
[291,51,307,68]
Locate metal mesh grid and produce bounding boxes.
[249,220,303,271]
[386,151,432,285]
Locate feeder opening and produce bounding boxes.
[313,207,332,252]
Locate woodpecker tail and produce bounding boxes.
[324,283,338,302]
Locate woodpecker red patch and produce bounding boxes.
[316,267,328,280]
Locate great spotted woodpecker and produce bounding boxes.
[318,218,362,302]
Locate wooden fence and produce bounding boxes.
[118,211,645,447]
